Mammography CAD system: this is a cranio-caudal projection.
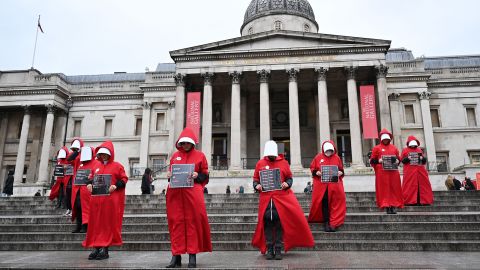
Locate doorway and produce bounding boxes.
[336,130,352,166]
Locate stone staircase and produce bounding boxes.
[0,191,479,251]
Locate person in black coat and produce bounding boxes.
[141,168,153,195]
[2,170,14,196]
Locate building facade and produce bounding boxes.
[1,0,480,194]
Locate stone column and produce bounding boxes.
[0,113,8,188]
[139,102,152,169]
[257,69,271,158]
[376,64,392,131]
[241,92,248,167]
[287,68,303,170]
[167,101,176,157]
[315,67,331,142]
[229,71,242,170]
[14,106,31,184]
[345,67,365,168]
[201,72,214,166]
[388,92,402,147]
[419,91,437,171]
[174,73,186,141]
[37,105,56,185]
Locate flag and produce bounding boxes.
[37,15,44,33]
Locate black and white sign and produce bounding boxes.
[54,165,65,177]
[408,152,420,166]
[382,155,398,170]
[170,164,195,188]
[64,165,74,176]
[321,165,339,182]
[259,168,282,192]
[92,174,112,196]
[74,169,91,186]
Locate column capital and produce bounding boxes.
[286,68,299,82]
[174,73,186,87]
[418,91,432,100]
[257,69,270,83]
[315,67,329,81]
[375,64,389,79]
[46,104,56,114]
[201,72,215,86]
[168,101,175,108]
[229,71,242,84]
[142,101,152,109]
[344,66,358,80]
[23,105,31,114]
[388,92,401,101]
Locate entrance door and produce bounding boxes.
[212,135,228,170]
[273,138,290,164]
[336,130,352,166]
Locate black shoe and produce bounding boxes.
[165,255,181,268]
[95,248,109,260]
[188,254,196,268]
[274,247,283,260]
[88,248,100,260]
[80,224,87,233]
[390,207,397,214]
[266,245,275,260]
[325,223,336,232]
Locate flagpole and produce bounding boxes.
[31,15,40,69]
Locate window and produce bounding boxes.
[129,158,140,177]
[156,112,166,131]
[466,107,477,127]
[150,155,167,176]
[248,27,254,35]
[73,120,82,137]
[274,20,282,30]
[468,151,480,164]
[436,152,449,172]
[404,104,415,124]
[135,118,142,136]
[304,24,310,32]
[104,119,113,137]
[430,107,440,128]
[213,103,223,123]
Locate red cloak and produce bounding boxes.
[401,136,434,205]
[370,129,404,209]
[71,147,101,224]
[82,141,128,248]
[49,147,70,201]
[251,155,314,254]
[166,128,212,255]
[63,138,84,194]
[308,140,346,228]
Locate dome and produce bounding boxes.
[241,0,318,33]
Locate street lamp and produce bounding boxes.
[63,96,73,145]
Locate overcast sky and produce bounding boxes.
[1,0,479,75]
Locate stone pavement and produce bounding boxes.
[0,251,478,269]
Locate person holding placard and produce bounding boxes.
[252,140,314,260]
[308,140,346,232]
[370,129,404,214]
[49,146,70,207]
[83,141,128,260]
[63,138,84,217]
[165,127,211,269]
[71,146,100,233]
[401,136,434,205]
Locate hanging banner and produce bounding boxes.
[186,92,201,140]
[360,85,379,139]
[476,172,480,191]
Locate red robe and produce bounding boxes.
[401,136,434,205]
[308,140,346,228]
[371,129,404,209]
[49,147,70,201]
[71,148,101,224]
[64,138,84,194]
[82,141,128,248]
[166,128,212,255]
[251,155,314,254]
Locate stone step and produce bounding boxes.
[2,221,479,233]
[1,230,478,242]
[1,240,478,251]
[1,212,479,224]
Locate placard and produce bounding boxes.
[54,165,65,177]
[170,164,195,188]
[64,165,74,176]
[382,155,398,170]
[259,168,282,192]
[92,174,111,196]
[74,169,91,186]
[321,165,339,183]
[408,152,420,166]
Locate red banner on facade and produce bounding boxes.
[360,85,378,139]
[476,173,480,191]
[186,92,201,140]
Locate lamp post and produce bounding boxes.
[63,97,73,145]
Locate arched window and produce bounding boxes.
[248,27,254,35]
[304,24,310,32]
[274,20,282,30]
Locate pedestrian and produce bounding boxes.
[226,185,231,194]
[141,168,153,195]
[2,170,14,197]
[303,182,312,193]
[49,147,70,208]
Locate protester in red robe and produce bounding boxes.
[71,146,101,233]
[49,147,70,207]
[308,140,346,232]
[165,127,211,268]
[401,136,434,205]
[83,141,128,260]
[63,138,84,217]
[252,140,314,260]
[370,129,404,214]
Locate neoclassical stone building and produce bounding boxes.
[1,0,480,195]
